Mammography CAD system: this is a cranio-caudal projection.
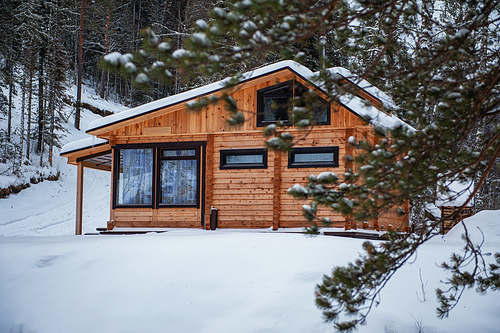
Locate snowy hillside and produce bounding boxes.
[0,84,126,234]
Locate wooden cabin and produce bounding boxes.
[61,60,409,234]
[440,206,474,234]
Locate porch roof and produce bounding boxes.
[60,137,112,171]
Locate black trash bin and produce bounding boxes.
[210,207,218,230]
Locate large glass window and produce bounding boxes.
[288,146,339,168]
[114,145,201,208]
[159,149,198,206]
[256,80,330,127]
[116,148,154,205]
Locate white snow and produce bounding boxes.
[453,28,470,39]
[322,66,396,109]
[435,180,474,207]
[1,177,499,333]
[60,137,108,155]
[135,73,150,84]
[1,99,499,332]
[317,171,337,181]
[338,93,409,130]
[287,183,307,194]
[172,48,189,59]
[103,52,123,65]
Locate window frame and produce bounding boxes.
[219,148,268,170]
[288,146,339,168]
[256,80,331,127]
[113,146,155,208]
[112,142,204,209]
[157,147,201,208]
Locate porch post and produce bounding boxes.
[272,150,282,230]
[76,161,84,235]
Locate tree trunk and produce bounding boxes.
[36,45,45,154]
[27,70,33,160]
[75,0,85,130]
[7,61,14,141]
[99,0,113,99]
[48,77,55,166]
[20,75,26,162]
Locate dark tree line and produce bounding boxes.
[0,0,216,171]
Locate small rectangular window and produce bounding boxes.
[220,149,268,169]
[288,147,339,168]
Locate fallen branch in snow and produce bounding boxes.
[0,172,60,199]
[63,97,114,118]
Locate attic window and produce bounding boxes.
[256,81,330,127]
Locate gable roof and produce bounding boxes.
[86,61,313,134]
[62,60,412,155]
[86,60,411,134]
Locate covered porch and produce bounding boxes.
[60,138,112,235]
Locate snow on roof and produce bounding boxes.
[338,94,408,130]
[435,180,474,207]
[60,137,109,155]
[86,60,312,133]
[322,67,396,109]
[86,60,409,133]
[65,60,411,154]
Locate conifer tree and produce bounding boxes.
[103,0,500,330]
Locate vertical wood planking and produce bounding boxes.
[109,148,115,225]
[272,150,282,230]
[205,133,214,229]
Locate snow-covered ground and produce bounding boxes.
[1,83,499,333]
[0,210,499,333]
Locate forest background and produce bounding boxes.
[1,1,500,330]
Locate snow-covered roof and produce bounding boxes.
[86,60,410,133]
[338,94,408,130]
[86,60,313,133]
[322,67,396,109]
[60,137,109,155]
[435,180,474,207]
[62,60,412,154]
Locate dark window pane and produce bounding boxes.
[294,152,334,163]
[263,96,289,121]
[257,82,292,126]
[163,149,196,157]
[294,82,330,124]
[160,159,197,205]
[226,154,264,165]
